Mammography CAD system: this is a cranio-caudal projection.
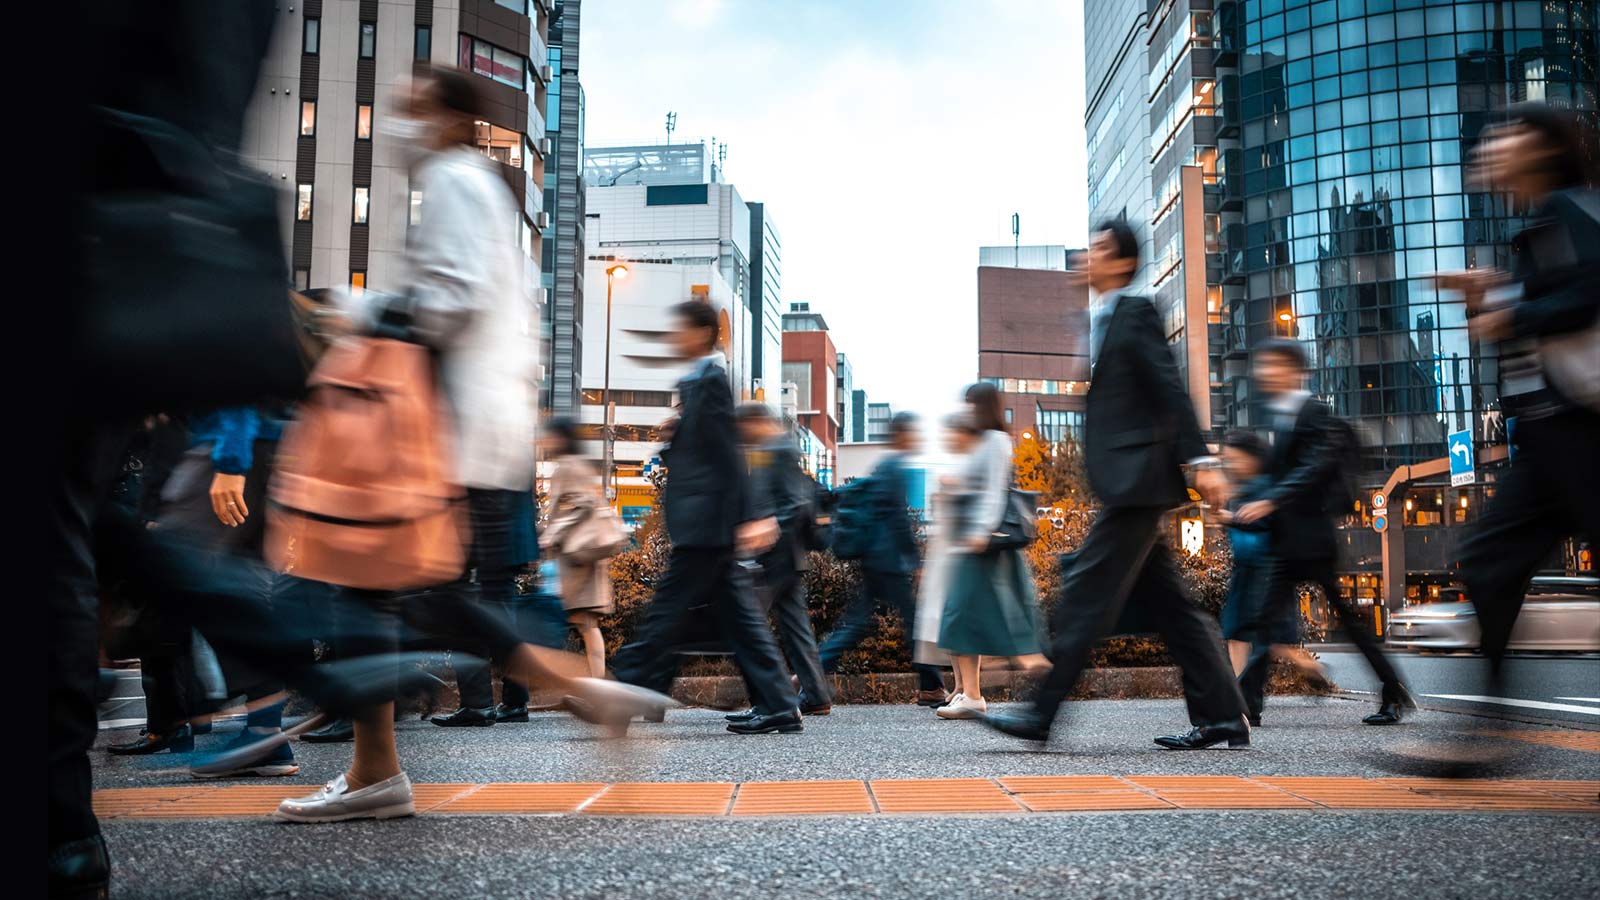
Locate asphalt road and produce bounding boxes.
[1317,648,1600,725]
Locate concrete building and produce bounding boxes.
[866,402,894,443]
[541,0,586,416]
[1083,0,1600,604]
[748,202,784,401]
[242,0,551,310]
[977,244,1072,270]
[781,303,839,482]
[976,253,1091,446]
[835,353,856,444]
[849,388,869,443]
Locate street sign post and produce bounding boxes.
[1370,492,1387,533]
[1447,428,1474,487]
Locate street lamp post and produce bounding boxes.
[601,264,629,502]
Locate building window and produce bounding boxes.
[494,0,527,12]
[299,101,316,137]
[414,26,432,61]
[356,104,372,140]
[359,23,376,59]
[296,184,313,222]
[409,190,423,226]
[646,184,710,206]
[303,18,320,55]
[350,271,366,294]
[459,35,525,88]
[293,268,310,291]
[1004,408,1014,425]
[519,216,533,258]
[353,187,370,225]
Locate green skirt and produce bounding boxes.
[938,549,1043,657]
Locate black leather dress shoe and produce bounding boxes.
[431,707,497,727]
[301,717,355,743]
[1363,702,1404,725]
[1154,718,1251,750]
[725,708,758,723]
[494,703,530,723]
[979,709,1052,743]
[48,833,109,900]
[800,703,832,716]
[1247,712,1263,728]
[726,709,803,734]
[107,724,193,755]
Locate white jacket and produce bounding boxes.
[342,146,537,490]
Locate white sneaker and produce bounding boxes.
[936,694,988,719]
[273,772,415,823]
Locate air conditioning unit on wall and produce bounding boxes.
[536,211,551,229]
[539,137,552,156]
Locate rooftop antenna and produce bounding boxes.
[665,111,676,144]
[718,142,728,172]
[1012,212,1021,267]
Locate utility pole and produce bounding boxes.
[665,111,676,144]
[1012,212,1020,267]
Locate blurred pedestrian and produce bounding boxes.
[981,220,1249,749]
[608,301,803,736]
[911,413,974,705]
[540,417,617,679]
[935,386,1046,720]
[1232,341,1400,726]
[1434,103,1600,772]
[272,68,670,823]
[730,402,832,718]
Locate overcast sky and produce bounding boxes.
[582,0,1087,417]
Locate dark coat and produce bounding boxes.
[1082,293,1209,509]
[1262,396,1342,561]
[862,452,919,575]
[748,435,812,580]
[660,359,751,549]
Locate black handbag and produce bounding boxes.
[75,108,307,416]
[988,487,1039,550]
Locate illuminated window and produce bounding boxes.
[356,104,372,140]
[299,101,316,137]
[350,271,366,294]
[409,190,423,226]
[296,184,313,222]
[293,268,310,291]
[353,187,370,225]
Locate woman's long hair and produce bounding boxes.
[963,382,1007,433]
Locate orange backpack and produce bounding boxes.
[267,336,468,590]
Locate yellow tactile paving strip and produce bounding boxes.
[93,777,1600,819]
[1489,730,1600,754]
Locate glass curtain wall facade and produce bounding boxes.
[1226,0,1599,473]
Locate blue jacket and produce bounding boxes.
[1226,475,1273,566]
[188,406,285,475]
[862,452,919,575]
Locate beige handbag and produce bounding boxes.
[547,498,628,565]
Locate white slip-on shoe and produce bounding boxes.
[273,772,415,823]
[936,695,988,720]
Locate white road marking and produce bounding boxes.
[1552,697,1600,704]
[1424,694,1600,716]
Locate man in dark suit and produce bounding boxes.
[1233,339,1412,725]
[731,402,832,717]
[610,301,804,735]
[982,220,1250,750]
[817,413,948,706]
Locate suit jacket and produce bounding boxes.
[1262,395,1342,561]
[748,435,811,579]
[862,452,919,575]
[660,357,750,549]
[1082,293,1209,508]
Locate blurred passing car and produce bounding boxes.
[1387,576,1600,652]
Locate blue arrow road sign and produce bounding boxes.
[1447,429,1474,486]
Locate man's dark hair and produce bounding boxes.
[963,382,1007,433]
[1505,102,1599,190]
[735,402,778,424]
[1222,429,1267,462]
[889,411,918,437]
[545,416,580,457]
[427,67,485,119]
[1255,337,1308,370]
[672,300,720,348]
[1093,218,1140,266]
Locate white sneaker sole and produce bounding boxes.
[192,763,301,780]
[272,800,416,823]
[936,706,985,720]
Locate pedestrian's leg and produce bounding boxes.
[952,655,983,702]
[1031,507,1163,721]
[770,571,831,704]
[1140,542,1247,725]
[817,581,879,673]
[1228,641,1249,675]
[570,611,607,678]
[715,558,802,715]
[610,548,710,695]
[881,570,945,692]
[1316,560,1402,697]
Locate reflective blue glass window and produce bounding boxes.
[1369,42,1396,67]
[1371,66,1398,91]
[1311,1,1336,27]
[1368,13,1396,43]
